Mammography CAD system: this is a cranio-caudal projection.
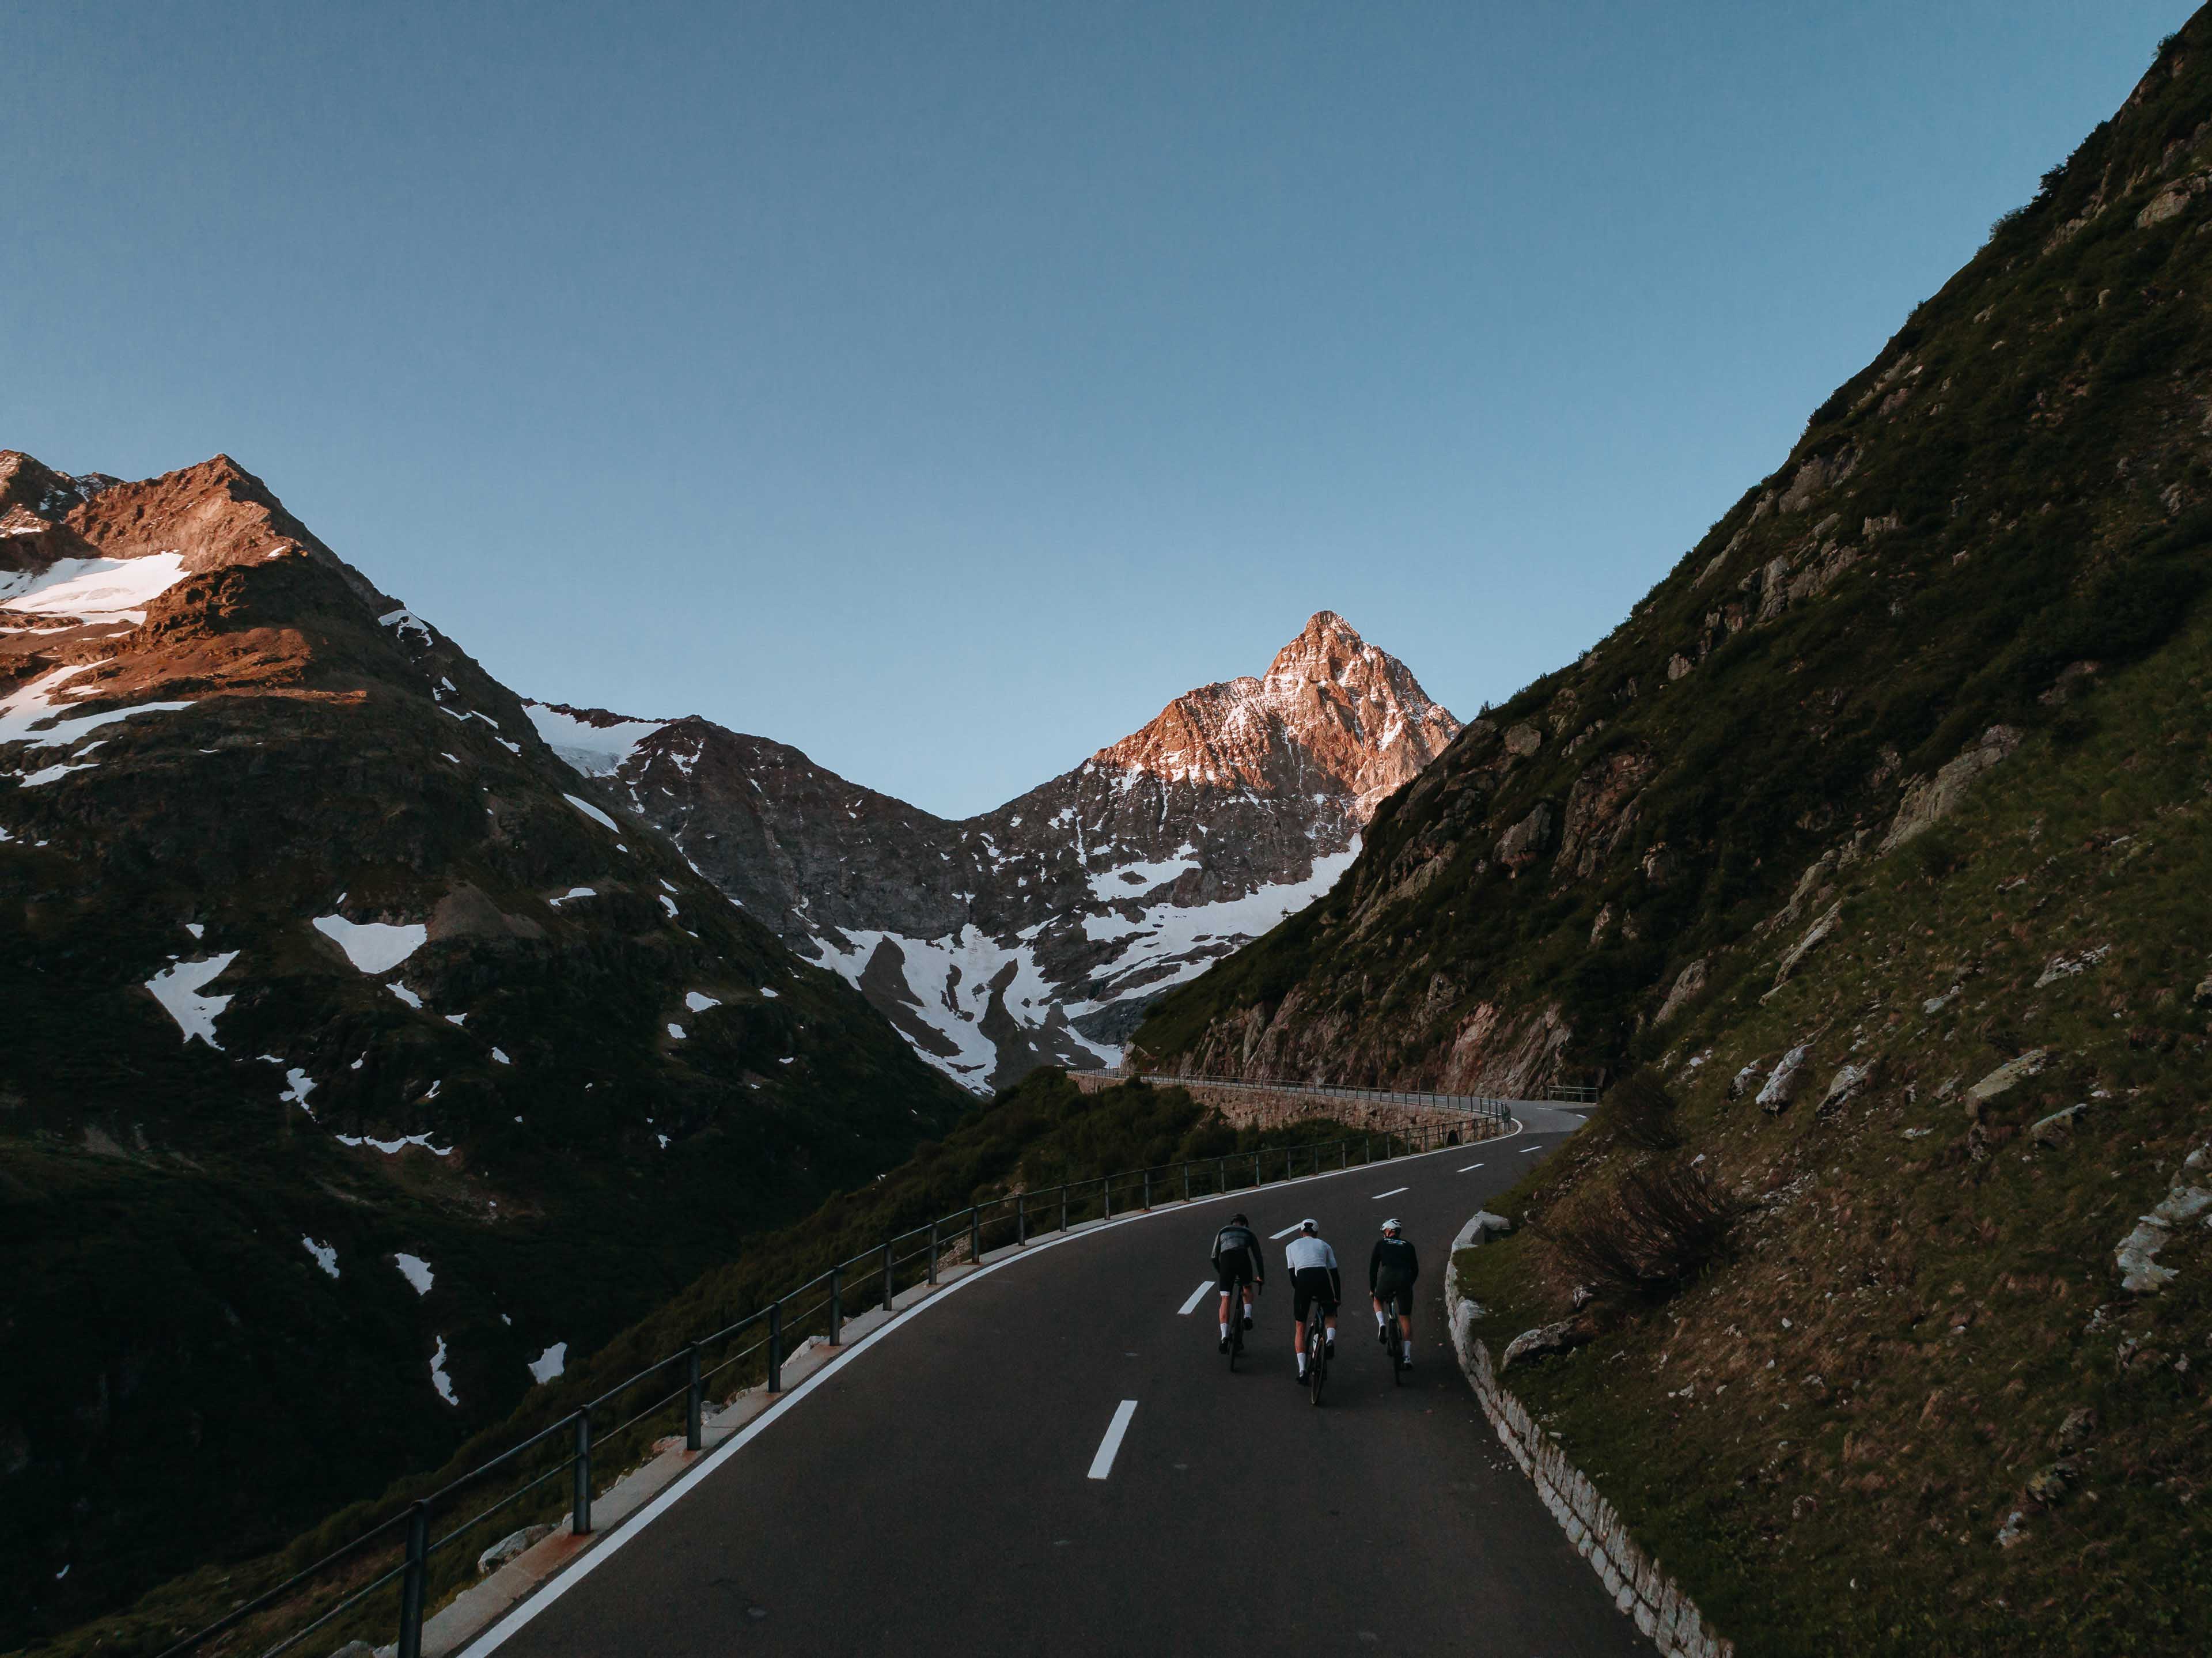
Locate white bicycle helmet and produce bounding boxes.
[1381,1218,1402,1233]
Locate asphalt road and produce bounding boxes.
[474,1112,1650,1657]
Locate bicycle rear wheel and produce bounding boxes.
[1307,1313,1326,1406]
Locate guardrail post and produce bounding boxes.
[1340,1140,1347,1169]
[1017,1192,1028,1247]
[397,1499,429,1658]
[767,1304,783,1394]
[883,1238,895,1309]
[685,1342,703,1452]
[1102,1175,1111,1221]
[928,1218,940,1285]
[1060,1184,1069,1232]
[969,1206,980,1264]
[1181,1162,1190,1201]
[1143,1169,1151,1210]
[571,1410,593,1536]
[1217,1156,1225,1193]
[1252,1150,1260,1187]
[828,1267,843,1346]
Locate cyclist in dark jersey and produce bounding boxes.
[1370,1218,1419,1368]
[1209,1212,1264,1353]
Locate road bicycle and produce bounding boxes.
[1376,1286,1411,1386]
[1222,1281,1253,1371]
[1305,1299,1331,1406]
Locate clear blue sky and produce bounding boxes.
[3,2,2195,817]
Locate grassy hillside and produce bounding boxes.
[1136,12,2212,1652]
[23,1072,1354,1657]
[1138,18,2212,1096]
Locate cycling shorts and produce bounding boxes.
[1291,1266,1338,1321]
[1214,1249,1257,1291]
[1373,1275,1415,1316]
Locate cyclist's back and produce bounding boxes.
[1210,1213,1263,1352]
[1283,1220,1340,1380]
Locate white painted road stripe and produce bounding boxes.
[1270,1223,1303,1239]
[1457,1163,1484,1172]
[1520,1145,1545,1153]
[1177,1281,1213,1315]
[1088,1400,1139,1480]
[1371,1186,1409,1199]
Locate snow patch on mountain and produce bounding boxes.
[313,915,429,974]
[146,953,240,1048]
[524,702,668,777]
[0,551,190,626]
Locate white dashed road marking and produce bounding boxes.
[1088,1400,1139,1481]
[1177,1281,1213,1315]
[1457,1163,1484,1172]
[1270,1223,1304,1239]
[1371,1186,1410,1199]
[1520,1145,1545,1154]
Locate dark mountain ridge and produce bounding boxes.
[0,452,965,1642]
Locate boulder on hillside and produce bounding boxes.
[1503,722,1543,758]
[1494,804,1554,875]
[1880,726,2021,853]
[1965,1048,2054,1116]
[2030,1103,2092,1148]
[1500,1318,1593,1371]
[1654,957,1708,1025]
[1767,900,1843,994]
[1817,1061,1873,1116]
[1757,1045,1811,1112]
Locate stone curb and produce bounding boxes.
[1445,1247,1733,1658]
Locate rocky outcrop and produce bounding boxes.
[1880,725,2021,853]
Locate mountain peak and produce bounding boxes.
[1099,612,1459,815]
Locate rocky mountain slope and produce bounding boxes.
[526,611,1458,1091]
[1139,16,2212,1651]
[0,453,967,1644]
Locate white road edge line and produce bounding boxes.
[1087,1399,1139,1480]
[1371,1186,1409,1199]
[1177,1280,1213,1315]
[460,1126,1526,1656]
[1457,1163,1484,1172]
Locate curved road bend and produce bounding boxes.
[474,1106,1646,1657]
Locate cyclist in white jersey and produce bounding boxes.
[1283,1219,1340,1380]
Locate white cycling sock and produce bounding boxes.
[1403,1340,1414,1361]
[1219,1320,1228,1338]
[1374,1310,1386,1328]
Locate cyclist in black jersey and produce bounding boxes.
[1370,1218,1419,1368]
[1209,1212,1264,1353]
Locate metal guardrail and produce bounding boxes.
[153,1114,1498,1658]
[1546,1084,1599,1104]
[1118,1069,1522,1121]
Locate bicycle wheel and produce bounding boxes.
[1308,1314,1326,1406]
[1227,1294,1241,1371]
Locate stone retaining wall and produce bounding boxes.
[1070,1071,1498,1140]
[1446,1252,1733,1658]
